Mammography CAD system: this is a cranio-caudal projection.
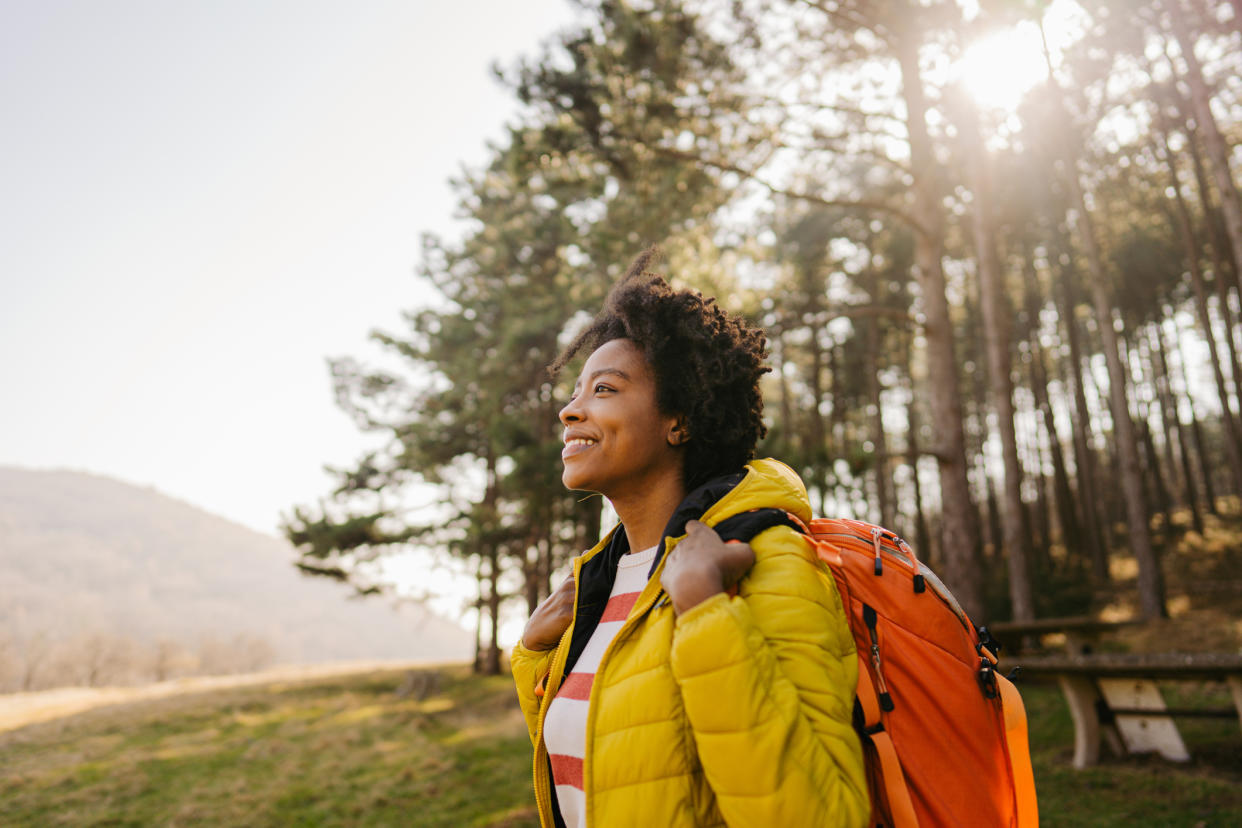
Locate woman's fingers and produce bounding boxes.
[678,520,754,581]
[662,521,757,614]
[522,575,577,651]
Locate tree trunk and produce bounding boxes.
[485,548,502,675]
[1022,255,1083,550]
[1129,336,1178,535]
[1150,321,1204,534]
[1062,166,1167,619]
[1156,117,1242,497]
[472,590,484,674]
[905,335,934,565]
[807,279,830,514]
[479,450,503,676]
[1169,5,1242,290]
[826,340,842,517]
[774,329,796,462]
[1024,399,1053,566]
[1168,315,1220,512]
[960,97,1034,620]
[894,25,983,619]
[864,235,894,527]
[1050,223,1111,581]
[1183,113,1241,317]
[868,320,893,526]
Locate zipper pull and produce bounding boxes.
[897,537,926,593]
[870,526,884,576]
[863,604,895,712]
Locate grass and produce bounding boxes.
[3,508,1241,826]
[3,663,1239,826]
[1024,679,1242,827]
[0,668,538,827]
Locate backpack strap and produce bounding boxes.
[997,673,1039,827]
[710,508,803,543]
[856,665,918,828]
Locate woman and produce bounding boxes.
[511,250,868,827]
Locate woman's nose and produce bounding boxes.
[559,397,582,424]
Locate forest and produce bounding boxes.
[282,0,1242,674]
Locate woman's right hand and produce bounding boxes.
[521,575,576,651]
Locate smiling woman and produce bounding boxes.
[509,249,869,828]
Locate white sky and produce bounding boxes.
[1,0,579,546]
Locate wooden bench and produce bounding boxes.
[986,615,1141,655]
[1011,652,1242,768]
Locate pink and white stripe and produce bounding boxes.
[543,545,657,828]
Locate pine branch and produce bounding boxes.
[650,145,929,236]
[739,93,907,129]
[790,0,891,43]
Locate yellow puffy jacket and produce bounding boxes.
[511,458,869,827]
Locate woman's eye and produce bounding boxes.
[594,384,614,394]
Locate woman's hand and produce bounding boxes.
[660,519,756,615]
[521,575,576,651]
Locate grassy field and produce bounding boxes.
[0,667,536,827]
[2,661,1240,827]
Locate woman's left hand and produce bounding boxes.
[660,519,756,615]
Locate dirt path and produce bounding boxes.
[0,660,449,733]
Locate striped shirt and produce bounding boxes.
[543,544,658,828]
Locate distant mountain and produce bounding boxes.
[0,466,471,686]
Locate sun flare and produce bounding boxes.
[954,23,1051,111]
[953,0,1089,112]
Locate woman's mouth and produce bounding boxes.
[562,438,597,459]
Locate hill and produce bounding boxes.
[0,466,471,689]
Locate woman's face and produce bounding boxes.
[558,338,684,499]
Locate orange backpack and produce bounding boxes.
[715,509,1039,826]
[806,517,1039,827]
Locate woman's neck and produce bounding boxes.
[609,473,687,553]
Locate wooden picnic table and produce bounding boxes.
[1010,652,1242,768]
[985,615,1141,654]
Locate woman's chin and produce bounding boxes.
[561,468,598,494]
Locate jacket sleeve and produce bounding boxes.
[669,524,869,828]
[511,641,556,746]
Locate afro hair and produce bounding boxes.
[552,248,770,490]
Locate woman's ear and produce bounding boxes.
[668,417,690,446]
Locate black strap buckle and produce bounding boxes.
[976,625,1002,659]
[977,657,999,699]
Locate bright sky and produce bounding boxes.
[1,1,578,541]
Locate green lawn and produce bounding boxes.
[0,668,537,827]
[1,666,1239,826]
[1023,678,1242,827]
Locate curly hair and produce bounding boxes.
[551,248,770,490]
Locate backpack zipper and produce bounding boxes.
[863,603,895,712]
[818,526,970,629]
